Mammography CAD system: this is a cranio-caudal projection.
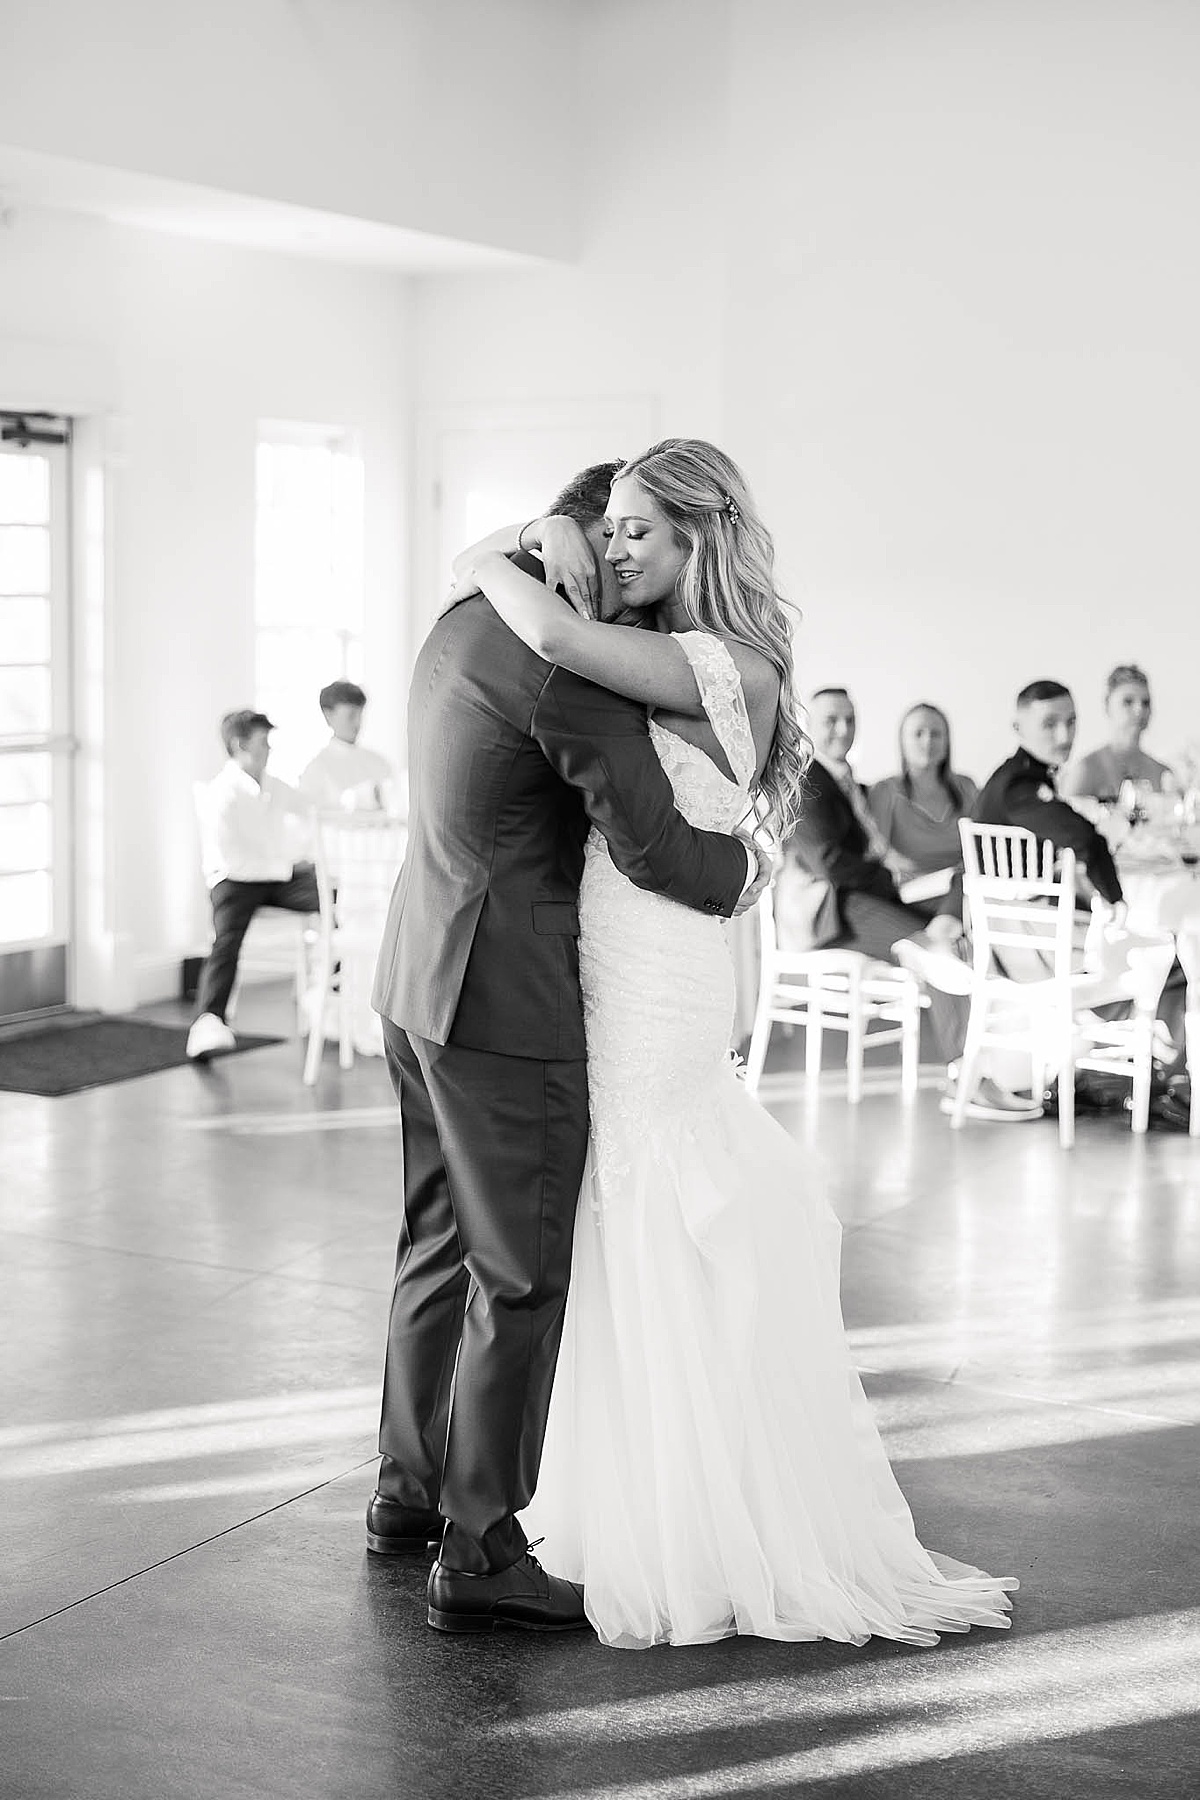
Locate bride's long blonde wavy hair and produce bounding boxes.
[616,439,811,838]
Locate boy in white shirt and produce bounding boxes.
[299,680,396,813]
[187,710,318,1061]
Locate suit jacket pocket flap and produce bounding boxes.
[532,901,580,936]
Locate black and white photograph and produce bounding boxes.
[1,3,1197,1796]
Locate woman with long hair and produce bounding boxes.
[869,702,979,879]
[459,438,1015,1650]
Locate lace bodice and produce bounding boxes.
[579,632,757,1192]
[584,631,755,867]
[647,631,756,830]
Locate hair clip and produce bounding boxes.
[724,493,741,526]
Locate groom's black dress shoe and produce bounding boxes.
[427,1550,590,1634]
[365,1493,443,1557]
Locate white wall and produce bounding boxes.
[724,0,1200,781]
[0,0,581,258]
[414,0,1200,784]
[411,0,734,484]
[0,207,410,1003]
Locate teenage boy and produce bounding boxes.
[187,710,317,1061]
[299,680,396,812]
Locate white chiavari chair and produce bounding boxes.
[957,822,1175,1147]
[744,887,925,1104]
[303,814,407,1085]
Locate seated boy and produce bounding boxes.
[299,680,396,813]
[187,710,317,1061]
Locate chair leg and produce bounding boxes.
[846,967,864,1104]
[900,983,920,1103]
[293,924,310,1026]
[303,936,333,1087]
[806,988,824,1095]
[338,955,356,1071]
[951,1002,987,1129]
[1057,1023,1076,1149]
[1130,1008,1154,1135]
[744,989,773,1095]
[1188,1010,1200,1138]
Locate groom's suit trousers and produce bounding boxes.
[378,1020,590,1575]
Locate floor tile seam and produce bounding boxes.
[207,1261,387,1301]
[0,1455,377,1647]
[0,1226,387,1294]
[858,1359,1197,1428]
[0,1225,306,1284]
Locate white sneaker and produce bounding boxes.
[892,936,975,995]
[186,1013,237,1061]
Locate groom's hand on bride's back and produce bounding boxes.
[731,833,776,917]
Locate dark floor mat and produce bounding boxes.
[0,1014,282,1096]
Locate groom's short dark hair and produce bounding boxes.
[546,460,624,527]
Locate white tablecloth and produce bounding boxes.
[1119,859,1200,996]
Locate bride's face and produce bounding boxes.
[603,475,688,610]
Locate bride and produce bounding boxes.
[460,438,1016,1651]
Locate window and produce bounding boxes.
[254,423,365,781]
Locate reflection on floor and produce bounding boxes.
[3,986,1198,1798]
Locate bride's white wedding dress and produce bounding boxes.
[523,630,1016,1650]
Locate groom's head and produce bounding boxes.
[546,459,625,620]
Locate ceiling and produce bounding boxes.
[0,142,548,274]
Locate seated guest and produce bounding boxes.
[187,711,318,1062]
[869,703,979,880]
[975,678,1188,1110]
[299,680,397,812]
[783,690,1038,1121]
[782,688,961,957]
[1061,663,1174,802]
[974,680,1123,904]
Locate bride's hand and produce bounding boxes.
[531,515,599,618]
[438,573,481,617]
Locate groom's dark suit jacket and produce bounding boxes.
[372,578,748,1060]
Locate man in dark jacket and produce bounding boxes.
[974,680,1123,903]
[366,463,766,1634]
[975,679,1187,1117]
[782,687,957,958]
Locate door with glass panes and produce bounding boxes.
[0,415,73,1022]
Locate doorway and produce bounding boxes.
[0,413,74,1023]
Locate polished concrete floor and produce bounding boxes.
[3,987,1199,1798]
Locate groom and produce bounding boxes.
[368,461,768,1633]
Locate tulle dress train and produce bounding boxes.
[522,631,1016,1650]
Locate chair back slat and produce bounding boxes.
[315,816,408,939]
[959,820,1077,980]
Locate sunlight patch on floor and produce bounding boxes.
[509,1608,1200,1796]
[183,1106,400,1136]
[0,1387,379,1478]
